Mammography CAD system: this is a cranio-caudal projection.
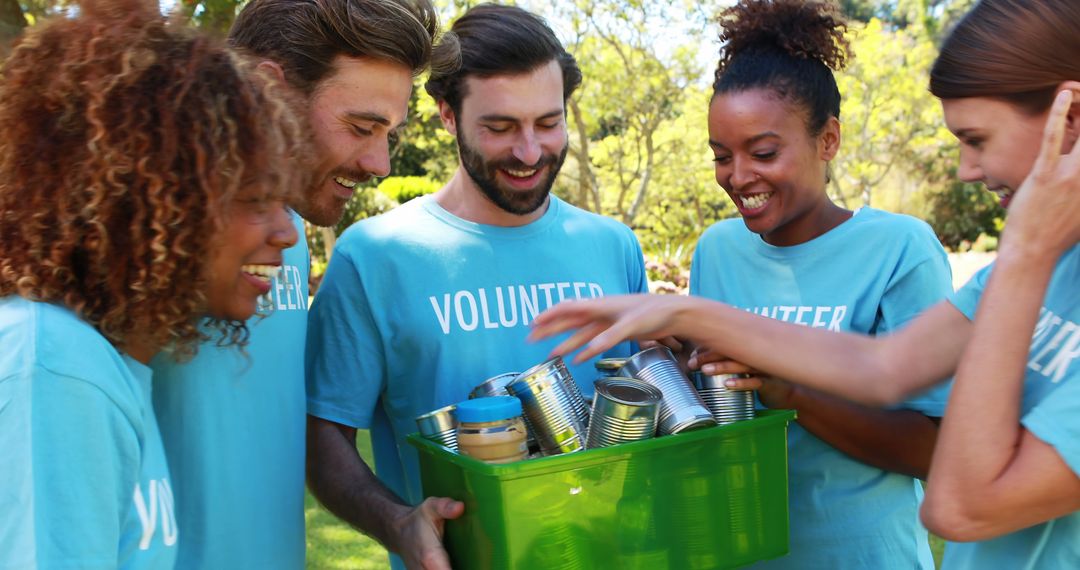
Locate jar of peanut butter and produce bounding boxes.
[454,396,528,464]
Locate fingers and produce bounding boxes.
[721,375,763,391]
[688,348,728,370]
[655,336,685,354]
[1034,89,1073,176]
[699,359,756,375]
[549,321,611,361]
[428,497,464,521]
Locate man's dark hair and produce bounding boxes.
[425,3,581,115]
[229,0,459,95]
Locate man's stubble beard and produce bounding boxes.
[457,129,568,216]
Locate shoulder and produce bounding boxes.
[554,198,641,246]
[697,218,750,247]
[853,208,939,240]
[337,197,435,248]
[0,297,130,389]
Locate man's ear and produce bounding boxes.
[256,60,287,84]
[438,100,458,136]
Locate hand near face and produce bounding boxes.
[528,294,700,364]
[392,497,464,570]
[1002,88,1080,255]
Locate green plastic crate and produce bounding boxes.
[408,409,795,569]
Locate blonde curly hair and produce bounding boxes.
[0,0,311,359]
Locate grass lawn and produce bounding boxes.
[304,431,948,569]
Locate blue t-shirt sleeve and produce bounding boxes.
[877,231,954,416]
[0,368,139,568]
[306,247,386,428]
[1022,375,1080,477]
[949,261,993,321]
[624,226,649,295]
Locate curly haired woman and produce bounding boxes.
[0,1,308,567]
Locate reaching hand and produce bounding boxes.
[1001,88,1080,256]
[528,294,702,363]
[391,497,465,570]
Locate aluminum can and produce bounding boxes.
[586,377,662,449]
[508,360,587,456]
[414,403,458,450]
[618,346,715,434]
[692,372,756,425]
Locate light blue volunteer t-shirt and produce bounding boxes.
[0,297,178,569]
[306,194,647,525]
[150,212,309,569]
[942,243,1080,569]
[691,208,953,570]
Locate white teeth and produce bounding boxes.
[740,193,773,210]
[505,168,538,178]
[334,176,358,189]
[242,265,282,283]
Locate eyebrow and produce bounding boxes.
[478,109,565,123]
[952,128,980,138]
[708,131,780,149]
[346,111,407,130]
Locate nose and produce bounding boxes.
[512,127,543,166]
[729,156,757,189]
[269,206,299,250]
[356,136,393,179]
[956,147,983,183]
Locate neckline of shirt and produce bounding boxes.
[419,194,562,240]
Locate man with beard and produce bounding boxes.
[148,1,459,568]
[304,4,648,569]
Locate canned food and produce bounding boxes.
[586,377,662,449]
[618,346,715,435]
[508,360,587,456]
[692,372,756,425]
[414,403,458,450]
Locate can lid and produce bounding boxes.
[595,357,628,371]
[455,396,522,423]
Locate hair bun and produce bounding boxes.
[717,0,849,75]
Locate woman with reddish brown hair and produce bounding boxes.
[531,0,1080,567]
[0,1,308,566]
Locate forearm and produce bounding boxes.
[923,248,1056,536]
[783,384,938,479]
[305,415,411,551]
[672,298,941,406]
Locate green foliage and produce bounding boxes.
[919,175,1004,251]
[376,176,441,204]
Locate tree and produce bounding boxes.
[0,0,26,59]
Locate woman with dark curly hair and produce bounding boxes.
[677,1,950,567]
[0,0,308,567]
[532,0,1080,567]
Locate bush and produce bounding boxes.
[377,176,441,204]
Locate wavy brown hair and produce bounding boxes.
[0,0,310,359]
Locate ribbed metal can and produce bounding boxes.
[414,403,458,450]
[586,377,662,449]
[508,360,587,456]
[692,372,756,425]
[618,346,715,435]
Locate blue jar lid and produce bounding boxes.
[455,396,522,423]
